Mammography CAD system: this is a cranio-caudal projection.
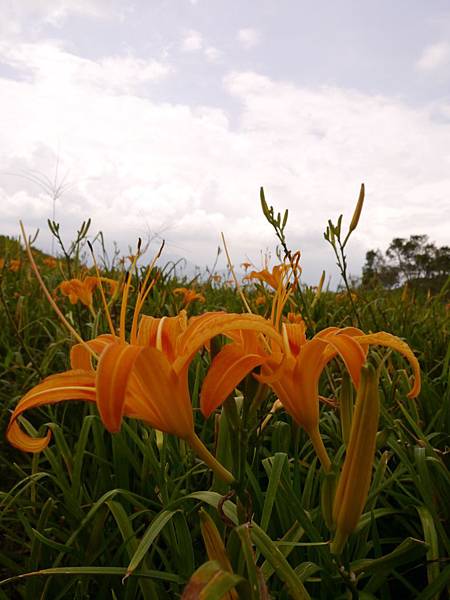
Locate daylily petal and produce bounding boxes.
[175,312,282,373]
[224,329,263,354]
[201,343,268,417]
[315,326,341,338]
[96,343,143,432]
[338,327,365,337]
[354,332,421,398]
[321,333,367,388]
[70,334,116,370]
[286,339,327,431]
[284,321,307,355]
[7,370,96,452]
[137,311,188,361]
[6,420,52,453]
[128,347,193,438]
[260,357,302,416]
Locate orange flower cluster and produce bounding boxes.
[7,249,421,488]
[56,275,118,308]
[43,257,58,269]
[173,287,206,307]
[9,259,21,272]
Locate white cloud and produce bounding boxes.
[1,55,450,282]
[204,46,222,63]
[0,42,172,92]
[181,29,203,52]
[37,0,120,24]
[0,0,126,38]
[416,41,450,71]
[223,72,450,264]
[180,31,222,63]
[237,28,261,49]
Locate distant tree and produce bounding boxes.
[362,235,450,290]
[362,249,399,288]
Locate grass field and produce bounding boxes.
[0,214,449,599]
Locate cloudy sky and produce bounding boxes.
[1,0,450,284]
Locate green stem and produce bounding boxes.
[308,426,331,472]
[330,527,348,556]
[333,241,361,328]
[187,432,235,485]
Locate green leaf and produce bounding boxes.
[416,564,450,600]
[235,525,261,600]
[0,567,184,588]
[185,491,238,525]
[354,508,399,534]
[260,521,305,581]
[31,528,75,554]
[107,500,155,600]
[250,524,311,600]
[417,506,440,598]
[126,509,178,576]
[353,537,428,575]
[260,453,287,532]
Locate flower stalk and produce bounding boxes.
[187,432,235,485]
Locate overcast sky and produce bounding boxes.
[1,0,450,285]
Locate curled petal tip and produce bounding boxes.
[6,420,52,453]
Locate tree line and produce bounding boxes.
[362,234,450,291]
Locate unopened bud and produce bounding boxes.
[311,270,326,308]
[339,372,354,447]
[199,509,235,576]
[348,183,365,233]
[331,363,380,554]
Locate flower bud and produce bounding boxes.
[339,372,354,447]
[348,183,365,233]
[331,363,380,554]
[199,509,235,577]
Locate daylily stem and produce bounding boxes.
[308,426,332,472]
[188,433,235,485]
[330,526,347,556]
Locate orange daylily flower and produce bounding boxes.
[9,259,21,272]
[57,275,118,308]
[244,253,301,291]
[255,294,266,307]
[336,291,358,303]
[173,287,206,307]
[43,257,58,269]
[58,276,98,307]
[0,258,5,270]
[201,268,421,472]
[7,311,280,482]
[7,234,282,483]
[200,321,368,469]
[245,264,288,290]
